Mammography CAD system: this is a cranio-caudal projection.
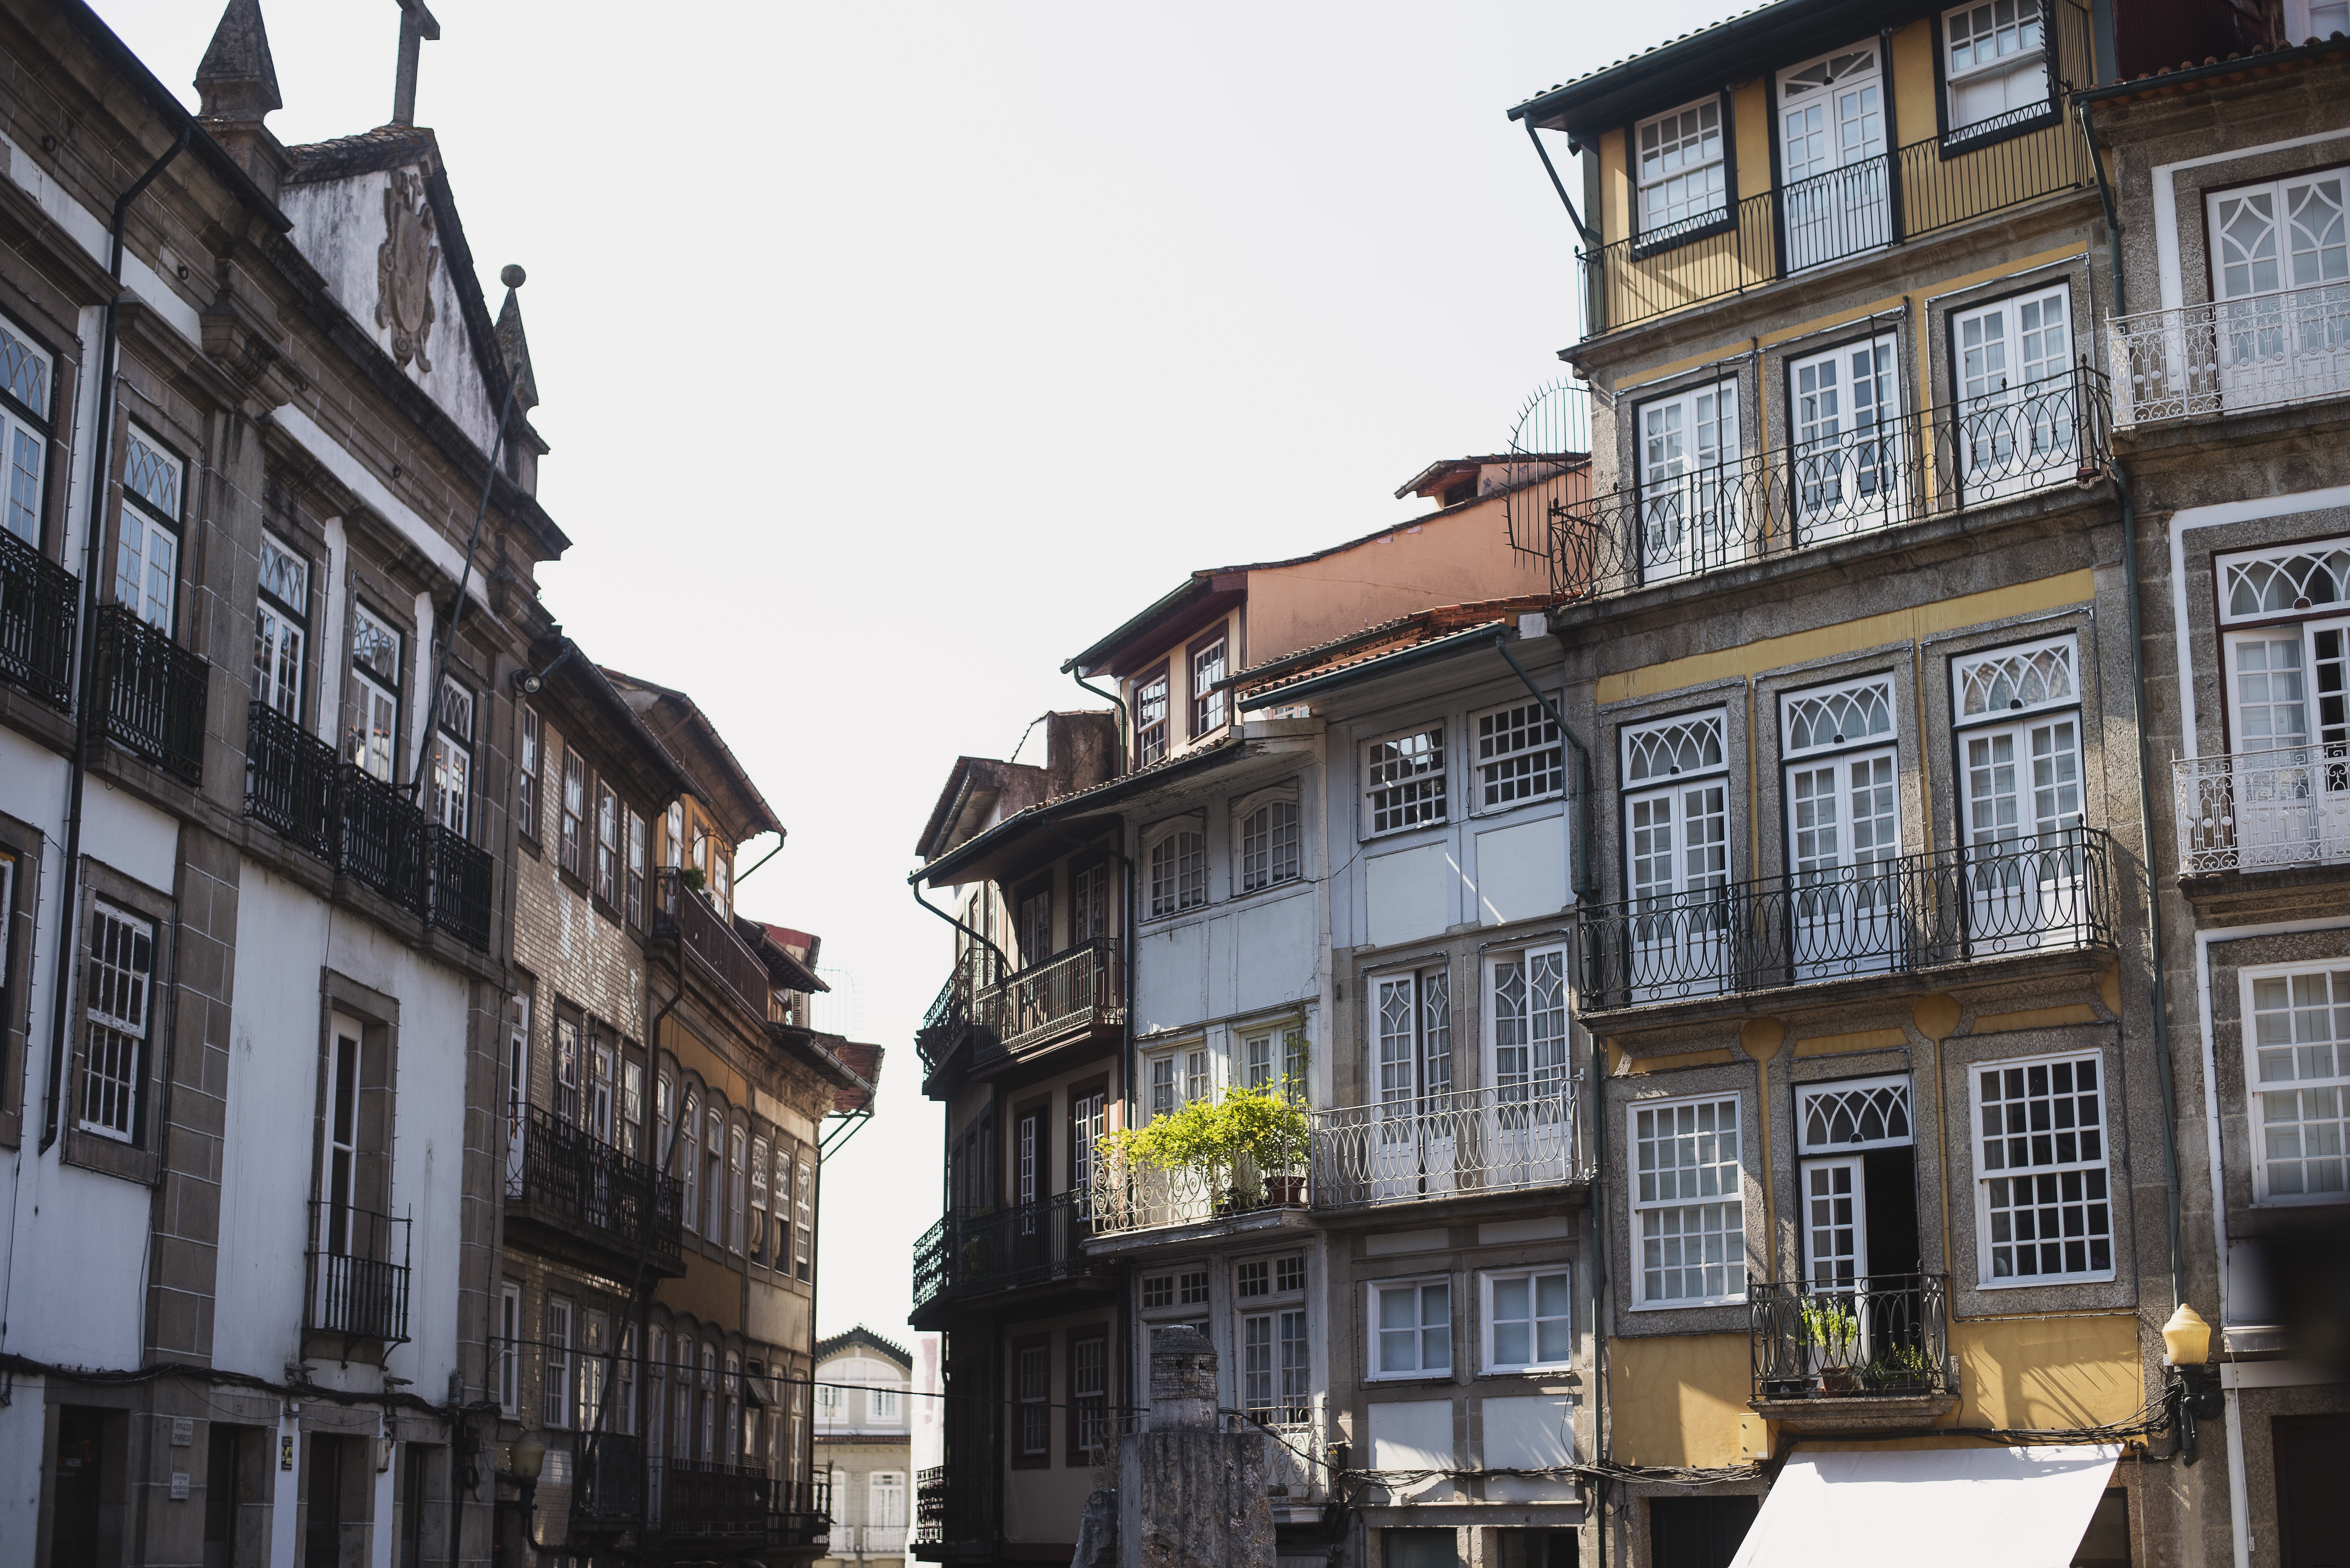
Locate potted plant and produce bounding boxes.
[1868,1342,1934,1393]
[1220,1084,1311,1207]
[1800,1297,1862,1393]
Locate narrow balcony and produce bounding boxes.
[655,1461,784,1540]
[336,763,426,911]
[2110,282,2350,428]
[915,1464,995,1557]
[1083,1156,1308,1243]
[769,1481,834,1551]
[92,603,207,785]
[505,1106,685,1275]
[911,1192,1111,1327]
[572,1432,641,1525]
[304,1201,411,1346]
[245,700,339,862]
[1579,830,2116,1015]
[835,1523,910,1557]
[1512,365,2110,604]
[972,939,1123,1067]
[0,526,76,711]
[423,822,493,949]
[917,948,1005,1075]
[655,867,775,1024]
[2174,745,2350,878]
[1748,1274,1955,1429]
[1309,1081,1584,1212]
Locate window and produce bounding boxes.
[1017,884,1052,967]
[1786,336,1902,535]
[774,1150,793,1268]
[253,532,308,719]
[1370,1277,1451,1376]
[680,1090,700,1230]
[1016,1341,1050,1459]
[1239,794,1301,891]
[517,708,541,839]
[626,809,648,926]
[345,605,402,782]
[664,801,684,870]
[1476,697,1563,810]
[705,1109,724,1237]
[870,1471,908,1529]
[1376,967,1452,1115]
[560,748,587,879]
[1781,675,1901,980]
[1951,637,2086,952]
[80,901,154,1141]
[1016,1105,1041,1210]
[2211,168,2349,305]
[580,1311,610,1432]
[872,1384,903,1423]
[1068,1333,1106,1461]
[1071,861,1108,942]
[1796,1074,1920,1289]
[496,1282,521,1417]
[1630,1095,1746,1306]
[552,1014,580,1125]
[1135,668,1170,767]
[503,991,530,1191]
[1635,97,1725,237]
[1242,1308,1310,1422]
[815,1380,841,1418]
[1237,1259,1270,1298]
[1635,382,1741,580]
[1974,1051,2113,1282]
[0,313,53,545]
[1950,285,2075,498]
[618,1324,638,1435]
[594,781,620,904]
[621,1058,644,1159]
[2245,966,2350,1201]
[1778,46,1890,270]
[1146,824,1207,917]
[725,1353,743,1460]
[431,679,474,837]
[701,1345,717,1459]
[647,1327,669,1491]
[796,1159,814,1278]
[728,1126,748,1252]
[673,1337,694,1461]
[589,1036,615,1144]
[1483,1269,1574,1373]
[1241,1025,1308,1101]
[542,1298,573,1428]
[116,428,181,632]
[1191,632,1228,737]
[1620,709,1732,1001]
[1367,726,1447,833]
[319,1018,362,1262]
[750,1136,770,1262]
[1072,1087,1107,1201]
[1943,0,2049,138]
[1490,945,1570,1104]
[1146,1044,1210,1122]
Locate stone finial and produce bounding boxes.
[1149,1324,1217,1430]
[494,279,539,414]
[195,0,283,120]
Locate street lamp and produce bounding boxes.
[2163,1303,2223,1465]
[499,1429,549,1555]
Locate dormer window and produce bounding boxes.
[1943,0,2050,139]
[1190,633,1229,738]
[1135,667,1170,768]
[1636,98,1726,240]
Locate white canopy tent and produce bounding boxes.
[1728,1444,2121,1568]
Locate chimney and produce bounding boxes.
[193,0,289,201]
[1045,711,1119,800]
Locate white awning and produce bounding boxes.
[1730,1444,2120,1568]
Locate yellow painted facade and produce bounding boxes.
[1608,1333,1755,1468]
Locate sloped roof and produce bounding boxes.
[1235,596,1554,704]
[602,669,783,842]
[830,1041,884,1115]
[815,1325,913,1368]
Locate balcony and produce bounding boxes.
[912,1193,1108,1323]
[769,1481,834,1551]
[1582,5,2094,333]
[1749,1274,1954,1429]
[659,1460,775,1538]
[2173,745,2350,877]
[916,948,1004,1074]
[336,763,426,909]
[1309,1081,1584,1212]
[1579,830,2115,1015]
[505,1106,685,1274]
[1083,1153,1308,1241]
[1512,365,2109,604]
[92,603,207,784]
[655,867,776,1023]
[304,1201,411,1345]
[245,700,339,861]
[572,1433,641,1524]
[915,1463,995,1556]
[834,1523,909,1557]
[974,940,1124,1067]
[2110,282,2350,428]
[423,823,493,948]
[0,526,76,710]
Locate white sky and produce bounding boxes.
[89,0,1725,1346]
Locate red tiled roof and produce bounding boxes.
[831,1041,884,1114]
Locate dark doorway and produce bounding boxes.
[2071,1487,2132,1568]
[2276,1414,2350,1568]
[1497,1527,1578,1568]
[50,1407,106,1568]
[1382,1527,1458,1568]
[1651,1495,1759,1568]
[1861,1144,1920,1279]
[203,1425,244,1568]
[305,1436,345,1568]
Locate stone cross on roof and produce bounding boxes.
[392,0,440,127]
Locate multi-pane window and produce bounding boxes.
[2246,967,2350,1201]
[1491,945,1570,1103]
[750,1136,771,1262]
[1237,1260,1271,1298]
[1951,287,2074,497]
[680,1090,700,1231]
[552,1015,581,1125]
[1371,1278,1451,1376]
[1376,967,1452,1109]
[1018,1344,1050,1457]
[871,1471,908,1527]
[1071,862,1108,942]
[1975,1052,2113,1282]
[1018,885,1052,967]
[773,1154,793,1270]
[496,1282,522,1418]
[705,1110,724,1237]
[1367,727,1446,833]
[1943,0,2049,137]
[80,901,154,1141]
[626,809,648,926]
[431,679,474,837]
[0,313,53,545]
[1135,669,1171,768]
[1484,1269,1573,1372]
[2210,169,2348,305]
[728,1126,748,1253]
[1191,635,1228,737]
[320,1020,361,1260]
[1017,1108,1040,1210]
[560,748,587,879]
[345,605,402,782]
[1788,336,1901,532]
[1636,98,1725,236]
[1073,1088,1107,1203]
[1241,1309,1310,1422]
[542,1298,573,1428]
[1241,1026,1308,1101]
[1071,1334,1106,1458]
[595,781,620,905]
[796,1159,815,1278]
[516,707,541,840]
[700,1346,718,1459]
[1476,698,1563,809]
[1146,1046,1211,1122]
[1622,709,1731,917]
[252,533,308,719]
[1951,638,2084,952]
[664,801,685,870]
[1782,676,1901,978]
[1637,380,1743,581]
[116,428,181,632]
[1147,827,1207,917]
[1630,1096,1746,1305]
[621,1058,644,1159]
[1239,797,1301,892]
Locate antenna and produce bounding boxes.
[1500,379,1592,579]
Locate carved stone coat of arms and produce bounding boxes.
[377,169,439,373]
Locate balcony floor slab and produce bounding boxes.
[1080,1204,1313,1258]
[1750,1392,1959,1432]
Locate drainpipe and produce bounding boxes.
[910,877,1012,976]
[1067,669,1141,1174]
[42,123,191,1153]
[1070,670,1129,776]
[1491,631,1596,900]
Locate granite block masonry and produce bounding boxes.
[1103,1324,1275,1568]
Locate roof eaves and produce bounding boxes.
[1240,621,1516,707]
[2078,36,2347,103]
[1062,574,1215,676]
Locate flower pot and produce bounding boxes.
[1818,1367,1863,1396]
[1761,1377,1811,1400]
[1263,1174,1305,1207]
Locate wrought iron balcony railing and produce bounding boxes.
[832,1523,908,1556]
[768,1481,833,1550]
[1512,365,2109,603]
[0,526,76,710]
[304,1201,411,1343]
[2110,282,2350,427]
[423,823,493,949]
[1749,1274,1952,1402]
[914,1467,947,1547]
[974,939,1123,1064]
[92,603,208,784]
[2173,745,2350,876]
[1582,3,2093,332]
[917,947,1005,1073]
[1578,829,2115,1013]
[913,1192,1102,1315]
[508,1105,684,1266]
[658,1461,780,1538]
[655,869,776,1024]
[574,1433,641,1522]
[245,700,339,861]
[1309,1080,1584,1211]
[1084,1147,1308,1239]
[336,763,426,910]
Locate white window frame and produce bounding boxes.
[1634,381,1743,583]
[869,1470,908,1529]
[1143,817,1208,918]
[1634,96,1727,239]
[795,1158,814,1275]
[1191,632,1229,738]
[517,707,541,840]
[1785,336,1904,535]
[115,426,182,633]
[253,531,309,720]
[496,1281,522,1418]
[1364,723,1448,836]
[1239,1020,1309,1102]
[1487,942,1571,1102]
[543,1297,574,1429]
[1941,0,2052,139]
[1366,1274,1453,1381]
[1970,1047,2116,1285]
[1016,1342,1050,1458]
[1620,706,1732,912]
[0,310,54,547]
[345,604,402,783]
[79,900,155,1142]
[2240,961,2350,1205]
[1780,674,1903,978]
[1473,693,1565,813]
[1374,964,1452,1109]
[1144,1040,1212,1123]
[1235,784,1303,893]
[431,677,475,838]
[2207,166,2350,306]
[1134,668,1171,768]
[1627,1092,1749,1309]
[1480,1267,1575,1374]
[1950,633,2084,852]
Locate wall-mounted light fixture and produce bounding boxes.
[2162,1303,2222,1465]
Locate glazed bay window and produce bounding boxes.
[2245,966,2350,1200]
[1975,1051,2113,1282]
[1943,0,2050,139]
[1482,1268,1573,1373]
[252,533,308,718]
[1475,697,1562,810]
[115,428,182,632]
[1146,821,1207,917]
[0,313,53,544]
[431,679,474,837]
[1370,1277,1451,1377]
[80,901,155,1141]
[560,747,586,879]
[1635,98,1725,241]
[1238,788,1300,892]
[1631,1095,1746,1306]
[1367,726,1446,834]
[1191,631,1229,737]
[594,780,620,905]
[345,606,402,782]
[1135,667,1170,767]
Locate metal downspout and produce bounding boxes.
[41,122,190,1153]
[1071,670,1129,776]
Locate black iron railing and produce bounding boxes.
[92,604,208,784]
[972,940,1122,1065]
[423,823,493,948]
[1514,364,2109,602]
[655,869,775,1023]
[661,1461,772,1537]
[244,701,339,860]
[914,1467,949,1548]
[335,763,427,910]
[913,1192,1099,1316]
[304,1201,411,1343]
[1579,829,2114,1013]
[768,1480,833,1550]
[0,527,76,710]
[1749,1274,1951,1401]
[575,1433,642,1521]
[917,946,1005,1073]
[509,1106,683,1266]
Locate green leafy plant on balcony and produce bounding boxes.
[1095,1084,1310,1210]
[1800,1296,1861,1375]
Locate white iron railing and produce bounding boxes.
[1085,1149,1310,1237]
[1308,1080,1584,1210]
[2176,745,2350,875]
[2109,283,2350,426]
[831,1523,908,1557]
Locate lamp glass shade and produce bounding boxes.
[2162,1303,2212,1366]
[510,1430,547,1481]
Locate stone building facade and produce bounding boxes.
[814,1327,915,1567]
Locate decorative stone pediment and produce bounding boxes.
[376,169,438,373]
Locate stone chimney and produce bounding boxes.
[193,0,290,201]
[1045,710,1119,801]
[1092,1324,1273,1568]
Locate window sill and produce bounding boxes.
[1360,820,1452,845]
[1363,1371,1457,1385]
[1628,210,1736,262]
[1480,1363,1577,1379]
[1470,791,1565,819]
[1141,904,1212,925]
[1627,1295,1746,1313]
[62,1125,160,1185]
[1938,104,2059,160]
[1975,1270,2116,1290]
[1232,874,1308,902]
